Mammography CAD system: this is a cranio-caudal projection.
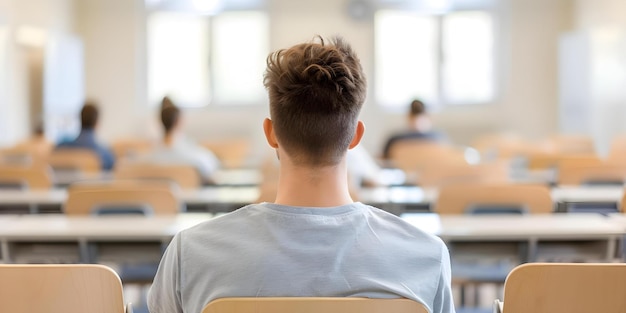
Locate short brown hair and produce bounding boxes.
[81,102,99,130]
[161,104,180,134]
[409,99,426,116]
[263,36,367,166]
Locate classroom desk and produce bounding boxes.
[52,169,263,187]
[0,213,212,263]
[1,185,624,214]
[0,187,260,214]
[403,213,625,280]
[551,186,623,203]
[0,213,622,264]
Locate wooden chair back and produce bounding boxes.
[388,142,467,180]
[65,180,181,215]
[0,264,126,313]
[618,192,626,213]
[559,162,626,185]
[435,183,553,215]
[0,142,50,165]
[418,161,510,188]
[115,163,201,189]
[608,135,626,164]
[501,263,626,313]
[49,148,101,174]
[549,134,595,154]
[202,138,250,169]
[0,164,52,189]
[202,297,428,313]
[527,153,600,170]
[472,134,537,159]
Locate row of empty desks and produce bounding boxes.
[52,168,264,187]
[0,213,623,264]
[0,186,623,214]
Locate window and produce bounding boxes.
[147,11,268,107]
[375,10,494,109]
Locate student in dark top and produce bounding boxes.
[56,102,115,170]
[382,99,446,159]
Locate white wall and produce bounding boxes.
[0,0,74,147]
[570,0,626,154]
[4,0,575,157]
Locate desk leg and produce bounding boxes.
[606,236,618,262]
[528,238,538,262]
[78,239,90,263]
[0,240,10,263]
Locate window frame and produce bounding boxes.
[145,8,270,109]
[374,8,498,111]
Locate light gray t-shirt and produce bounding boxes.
[148,202,454,313]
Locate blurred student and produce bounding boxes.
[141,102,220,182]
[382,99,446,159]
[56,102,115,170]
[149,36,454,313]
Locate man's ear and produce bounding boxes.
[348,120,365,150]
[263,118,279,149]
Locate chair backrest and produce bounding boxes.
[526,153,600,170]
[65,180,181,215]
[502,263,626,313]
[202,298,428,313]
[558,162,626,185]
[388,142,467,181]
[549,134,595,154]
[619,192,626,213]
[49,148,101,174]
[202,138,250,169]
[608,135,626,163]
[0,264,126,313]
[435,183,553,215]
[0,164,52,189]
[418,161,510,188]
[115,163,201,189]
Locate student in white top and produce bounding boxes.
[142,103,220,182]
[148,36,455,313]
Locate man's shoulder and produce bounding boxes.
[180,204,259,236]
[362,204,445,246]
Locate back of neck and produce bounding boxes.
[273,159,354,208]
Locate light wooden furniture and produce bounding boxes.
[202,138,250,169]
[526,153,600,170]
[549,134,595,154]
[48,148,101,174]
[0,213,622,264]
[558,162,626,185]
[472,134,531,159]
[435,184,553,215]
[0,142,50,165]
[497,263,626,313]
[0,264,130,313]
[0,165,52,189]
[418,161,509,188]
[388,142,467,181]
[202,298,428,313]
[65,180,181,215]
[608,135,626,164]
[115,163,201,189]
